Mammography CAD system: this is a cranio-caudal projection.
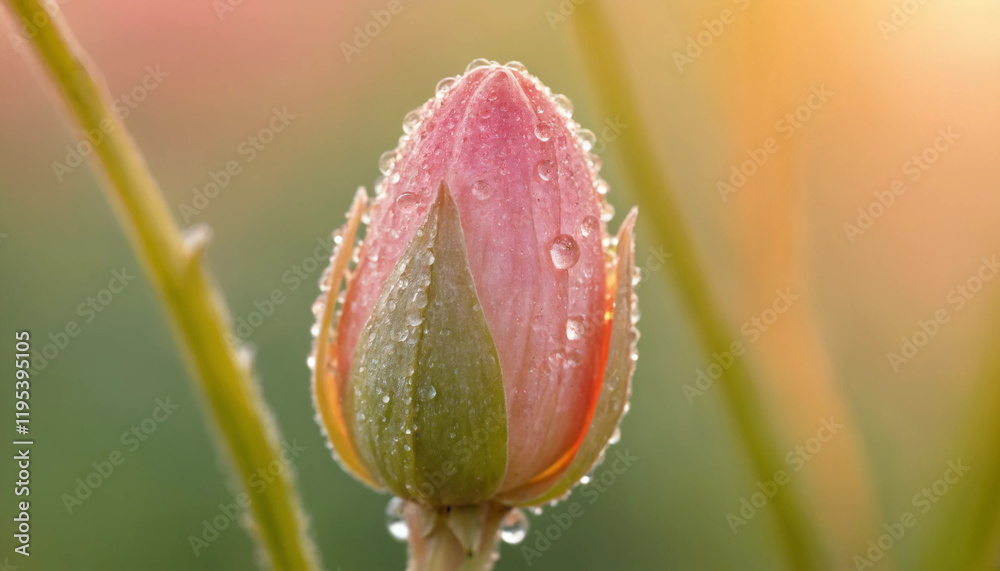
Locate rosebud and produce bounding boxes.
[311,61,638,510]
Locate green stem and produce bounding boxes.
[4,2,319,569]
[568,3,825,569]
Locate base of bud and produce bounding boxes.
[403,501,509,571]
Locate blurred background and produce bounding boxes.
[2,0,999,569]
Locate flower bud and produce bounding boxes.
[311,60,638,508]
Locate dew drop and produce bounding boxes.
[594,179,610,196]
[396,192,418,212]
[465,58,494,74]
[529,506,544,516]
[580,216,599,238]
[402,110,421,134]
[412,290,429,309]
[379,150,396,175]
[601,201,616,222]
[577,128,597,151]
[534,120,553,142]
[435,76,456,97]
[472,179,492,200]
[536,159,556,182]
[504,60,528,74]
[381,394,391,404]
[385,497,409,541]
[609,426,622,445]
[406,311,422,327]
[500,509,529,544]
[552,94,574,116]
[566,315,586,340]
[549,234,580,270]
[417,385,437,401]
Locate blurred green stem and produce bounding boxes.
[918,337,1000,570]
[569,3,825,569]
[4,2,319,569]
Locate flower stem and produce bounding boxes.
[3,2,319,569]
[404,503,507,571]
[568,3,826,569]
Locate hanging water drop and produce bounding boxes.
[385,497,409,541]
[500,509,529,544]
[549,234,580,270]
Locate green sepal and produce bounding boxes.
[347,183,507,506]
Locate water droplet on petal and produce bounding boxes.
[402,110,421,134]
[417,385,437,401]
[472,179,492,200]
[406,311,422,327]
[552,94,574,116]
[386,497,409,541]
[580,216,599,237]
[577,128,596,151]
[381,394,391,404]
[500,509,529,544]
[435,76,456,97]
[550,234,580,270]
[536,159,556,181]
[609,426,622,445]
[379,150,396,175]
[465,58,494,74]
[566,315,586,340]
[534,121,553,142]
[504,60,528,74]
[396,192,418,212]
[594,179,610,196]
